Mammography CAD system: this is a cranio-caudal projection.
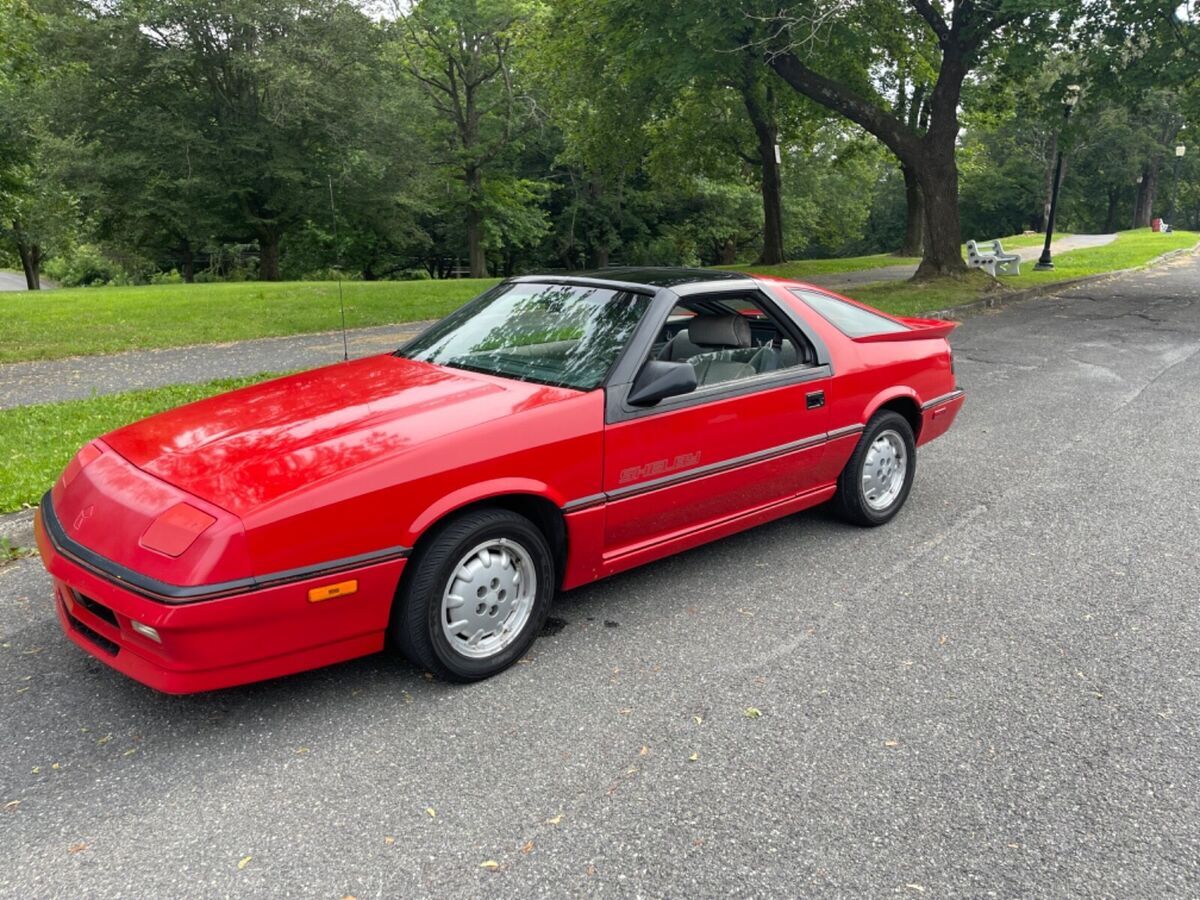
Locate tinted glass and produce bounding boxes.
[791,289,909,337]
[399,282,649,390]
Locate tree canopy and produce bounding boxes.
[0,0,1195,288]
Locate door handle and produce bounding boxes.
[806,390,825,410]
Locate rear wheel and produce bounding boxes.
[834,410,916,527]
[392,508,554,682]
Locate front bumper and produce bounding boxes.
[36,507,408,694]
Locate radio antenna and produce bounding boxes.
[328,173,349,362]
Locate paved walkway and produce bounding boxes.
[0,234,1122,410]
[0,322,434,410]
[811,233,1117,289]
[0,271,56,291]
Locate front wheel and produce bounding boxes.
[391,508,554,681]
[833,411,916,527]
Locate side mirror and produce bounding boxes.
[627,360,697,406]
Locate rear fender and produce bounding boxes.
[862,386,921,426]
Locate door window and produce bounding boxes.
[651,294,814,389]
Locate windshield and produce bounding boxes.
[398,282,650,390]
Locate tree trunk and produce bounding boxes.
[770,36,969,278]
[1103,187,1120,234]
[1035,132,1058,232]
[754,125,785,265]
[1134,163,1158,228]
[913,47,967,280]
[742,83,785,266]
[13,222,41,290]
[180,239,195,283]
[465,166,487,278]
[719,237,737,266]
[898,165,924,256]
[593,246,610,268]
[914,150,965,279]
[258,228,281,281]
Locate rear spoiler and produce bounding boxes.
[851,316,959,343]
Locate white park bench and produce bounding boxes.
[966,239,1021,276]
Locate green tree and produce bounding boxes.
[393,0,539,277]
[763,0,1065,277]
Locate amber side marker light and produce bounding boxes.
[131,620,162,643]
[308,580,358,603]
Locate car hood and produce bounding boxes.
[104,354,580,518]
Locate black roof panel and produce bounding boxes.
[556,267,749,288]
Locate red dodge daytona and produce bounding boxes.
[36,268,964,692]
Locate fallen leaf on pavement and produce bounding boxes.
[904,885,925,893]
[479,860,500,870]
[68,843,88,855]
[425,807,436,818]
[545,814,563,825]
[688,752,699,762]
[639,745,650,757]
[384,836,396,845]
[692,715,703,725]
[884,740,900,748]
[744,707,762,718]
[3,800,20,813]
[520,841,534,854]
[237,856,252,870]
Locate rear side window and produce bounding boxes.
[791,289,909,338]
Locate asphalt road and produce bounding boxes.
[1,255,1198,898]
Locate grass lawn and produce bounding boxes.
[6,229,1166,366]
[2,278,498,364]
[0,373,278,513]
[717,250,920,279]
[845,228,1198,318]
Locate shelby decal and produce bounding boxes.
[618,452,702,484]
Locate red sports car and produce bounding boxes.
[36,269,963,692]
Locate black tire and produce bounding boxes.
[391,507,554,682]
[833,410,917,527]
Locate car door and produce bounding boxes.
[601,289,832,557]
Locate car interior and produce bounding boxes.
[650,294,816,388]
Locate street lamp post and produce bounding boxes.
[1036,84,1083,271]
[1169,143,1186,223]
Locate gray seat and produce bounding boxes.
[692,357,756,386]
[747,339,798,373]
[660,315,798,386]
[658,328,705,362]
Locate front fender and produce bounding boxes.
[404,477,567,541]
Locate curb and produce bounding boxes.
[0,507,37,554]
[917,240,1200,321]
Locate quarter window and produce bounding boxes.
[791,289,909,337]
